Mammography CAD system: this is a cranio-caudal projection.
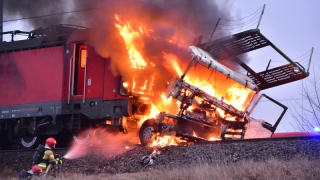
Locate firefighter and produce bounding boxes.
[37,137,62,171]
[18,165,42,180]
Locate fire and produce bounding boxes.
[160,92,172,103]
[151,134,181,147]
[115,14,156,97]
[193,131,197,137]
[208,136,221,141]
[163,52,255,114]
[113,14,254,147]
[162,53,184,77]
[114,14,148,70]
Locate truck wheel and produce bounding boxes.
[139,119,156,146]
[20,135,39,149]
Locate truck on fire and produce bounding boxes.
[138,29,311,145]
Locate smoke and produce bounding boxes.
[4,0,69,28]
[4,0,248,111]
[4,0,236,50]
[83,0,238,107]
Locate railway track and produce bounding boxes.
[1,135,320,175]
[1,135,319,153]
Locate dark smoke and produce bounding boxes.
[86,1,238,107]
[4,0,235,44]
[4,0,247,111]
[4,0,72,28]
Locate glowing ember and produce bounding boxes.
[208,137,221,141]
[193,131,197,137]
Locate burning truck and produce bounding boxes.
[138,29,311,145]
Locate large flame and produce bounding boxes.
[114,15,254,147]
[163,52,255,112]
[115,14,148,70]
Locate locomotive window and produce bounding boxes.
[80,49,87,68]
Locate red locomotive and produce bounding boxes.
[0,24,149,149]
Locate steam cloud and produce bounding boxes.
[64,128,138,159]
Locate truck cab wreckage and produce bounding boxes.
[138,29,312,145]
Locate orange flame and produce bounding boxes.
[115,14,148,70]
[114,15,255,147]
[150,134,184,147]
[163,52,255,115]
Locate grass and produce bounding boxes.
[2,157,320,180]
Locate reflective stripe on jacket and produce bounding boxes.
[38,149,57,170]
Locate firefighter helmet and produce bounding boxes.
[45,137,57,149]
[31,165,42,174]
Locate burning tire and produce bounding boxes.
[139,119,157,146]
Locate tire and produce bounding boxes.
[20,134,39,149]
[139,119,156,146]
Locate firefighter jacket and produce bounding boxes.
[37,145,57,170]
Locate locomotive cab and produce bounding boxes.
[0,24,148,149]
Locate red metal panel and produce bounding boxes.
[103,58,128,100]
[83,46,104,99]
[0,47,65,106]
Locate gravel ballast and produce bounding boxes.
[1,138,320,175]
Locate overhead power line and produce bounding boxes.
[3,7,101,23]
[220,6,263,21]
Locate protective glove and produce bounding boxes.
[58,159,63,164]
[51,161,58,165]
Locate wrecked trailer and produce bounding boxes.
[138,29,311,145]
